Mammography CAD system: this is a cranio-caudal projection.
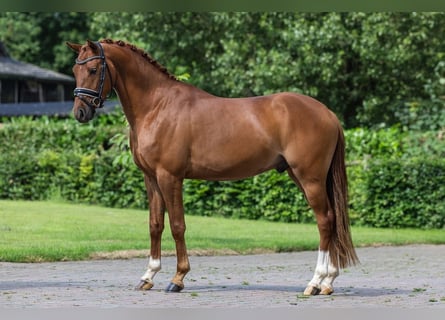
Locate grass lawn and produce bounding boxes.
[0,200,444,262]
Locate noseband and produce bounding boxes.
[74,41,112,109]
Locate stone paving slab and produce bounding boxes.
[0,245,444,308]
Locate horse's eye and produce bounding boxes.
[89,68,97,75]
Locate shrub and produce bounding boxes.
[356,158,445,229]
[91,152,147,209]
[345,127,405,161]
[183,171,313,223]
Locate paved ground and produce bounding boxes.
[0,245,444,308]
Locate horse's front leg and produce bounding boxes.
[157,170,190,292]
[137,175,165,290]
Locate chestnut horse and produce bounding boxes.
[67,39,358,295]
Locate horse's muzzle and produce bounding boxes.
[74,104,95,123]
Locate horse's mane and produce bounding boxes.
[101,38,177,81]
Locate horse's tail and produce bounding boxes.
[326,125,359,269]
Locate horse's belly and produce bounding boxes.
[185,151,282,181]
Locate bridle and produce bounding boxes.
[74,41,113,109]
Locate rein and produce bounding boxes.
[74,41,112,109]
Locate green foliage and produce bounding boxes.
[0,12,90,75]
[358,158,445,229]
[183,173,313,223]
[0,12,41,62]
[345,128,445,229]
[345,127,405,162]
[0,113,138,206]
[394,100,445,132]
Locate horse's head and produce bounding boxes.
[66,40,113,123]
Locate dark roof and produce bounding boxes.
[0,41,74,83]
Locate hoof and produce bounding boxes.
[303,285,321,296]
[320,285,334,295]
[136,280,154,291]
[165,282,184,293]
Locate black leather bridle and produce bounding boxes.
[74,41,113,109]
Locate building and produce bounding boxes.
[0,41,75,116]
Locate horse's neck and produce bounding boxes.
[113,57,174,129]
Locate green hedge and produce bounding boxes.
[357,158,445,229]
[183,173,312,223]
[345,127,445,229]
[0,115,147,209]
[0,114,444,229]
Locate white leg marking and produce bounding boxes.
[141,257,161,283]
[307,249,339,292]
[320,261,339,293]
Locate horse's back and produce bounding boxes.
[191,91,337,131]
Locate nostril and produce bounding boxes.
[74,105,94,123]
[77,108,85,120]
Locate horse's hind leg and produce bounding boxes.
[287,169,339,295]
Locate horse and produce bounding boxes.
[66,39,359,295]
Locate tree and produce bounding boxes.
[38,12,91,75]
[0,12,41,62]
[0,12,90,75]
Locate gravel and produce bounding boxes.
[0,245,444,308]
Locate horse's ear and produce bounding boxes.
[87,39,99,53]
[66,42,82,53]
